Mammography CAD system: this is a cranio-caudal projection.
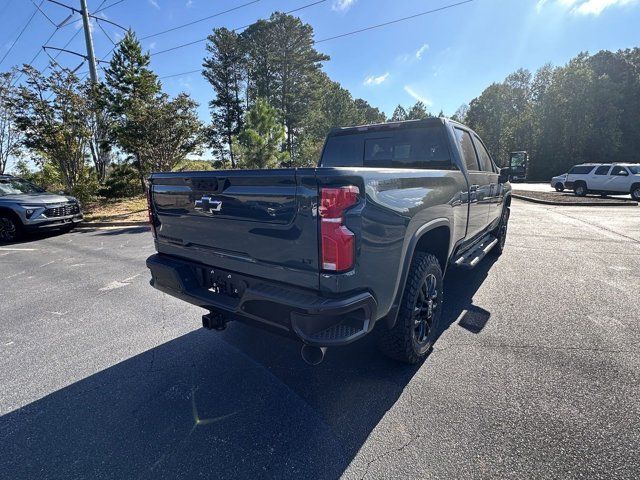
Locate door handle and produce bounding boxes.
[469,184,479,192]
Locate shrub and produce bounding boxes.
[98,163,143,198]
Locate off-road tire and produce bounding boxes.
[491,206,510,257]
[378,253,443,364]
[554,183,564,192]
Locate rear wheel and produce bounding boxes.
[378,253,443,364]
[554,183,564,192]
[492,206,510,257]
[0,214,22,243]
[631,185,640,201]
[574,182,587,197]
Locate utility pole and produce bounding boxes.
[79,0,98,83]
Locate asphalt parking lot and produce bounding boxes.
[1,199,639,479]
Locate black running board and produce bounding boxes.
[453,234,498,269]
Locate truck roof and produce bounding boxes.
[328,117,446,136]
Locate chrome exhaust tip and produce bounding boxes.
[301,345,327,366]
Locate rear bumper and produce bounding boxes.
[146,253,377,347]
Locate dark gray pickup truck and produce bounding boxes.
[146,118,511,364]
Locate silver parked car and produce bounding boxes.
[0,175,83,242]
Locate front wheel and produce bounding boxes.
[555,183,564,192]
[378,253,443,364]
[0,214,23,243]
[631,185,640,201]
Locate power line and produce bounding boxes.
[315,0,475,43]
[30,0,57,26]
[152,0,328,57]
[63,0,127,29]
[0,0,44,66]
[159,0,475,80]
[160,69,200,79]
[96,18,116,45]
[141,0,261,40]
[94,0,126,15]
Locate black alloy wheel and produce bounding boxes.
[0,215,20,242]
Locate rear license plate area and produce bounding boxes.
[207,268,247,299]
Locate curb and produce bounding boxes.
[512,193,638,207]
[78,221,149,228]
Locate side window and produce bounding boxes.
[473,135,495,173]
[569,166,595,175]
[610,166,629,176]
[454,128,479,171]
[594,165,611,175]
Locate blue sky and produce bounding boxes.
[1,0,639,121]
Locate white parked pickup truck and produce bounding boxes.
[565,163,640,200]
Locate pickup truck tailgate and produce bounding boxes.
[149,169,319,289]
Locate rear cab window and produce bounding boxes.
[320,124,452,169]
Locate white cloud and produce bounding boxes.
[186,0,193,7]
[148,0,160,9]
[364,72,389,86]
[404,86,432,106]
[148,42,157,50]
[415,43,430,60]
[536,0,638,15]
[332,0,357,12]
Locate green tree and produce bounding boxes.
[390,105,407,122]
[236,98,287,169]
[137,93,204,172]
[103,30,161,190]
[406,101,431,120]
[451,104,469,123]
[104,30,202,186]
[0,71,22,174]
[241,13,329,158]
[354,98,386,124]
[12,65,96,198]
[203,27,244,167]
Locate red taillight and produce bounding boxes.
[319,186,359,272]
[146,188,157,238]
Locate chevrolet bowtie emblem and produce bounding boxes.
[194,196,223,214]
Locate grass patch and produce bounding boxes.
[83,195,148,222]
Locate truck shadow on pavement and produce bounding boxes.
[1,257,497,479]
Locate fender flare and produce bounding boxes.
[384,217,452,329]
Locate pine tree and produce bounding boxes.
[390,105,407,122]
[242,13,329,158]
[203,27,244,168]
[237,98,287,169]
[406,101,431,120]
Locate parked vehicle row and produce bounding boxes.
[145,118,512,365]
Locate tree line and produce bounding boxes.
[461,48,640,179]
[1,10,637,200]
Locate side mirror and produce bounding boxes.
[499,167,510,183]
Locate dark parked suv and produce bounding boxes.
[0,175,83,242]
